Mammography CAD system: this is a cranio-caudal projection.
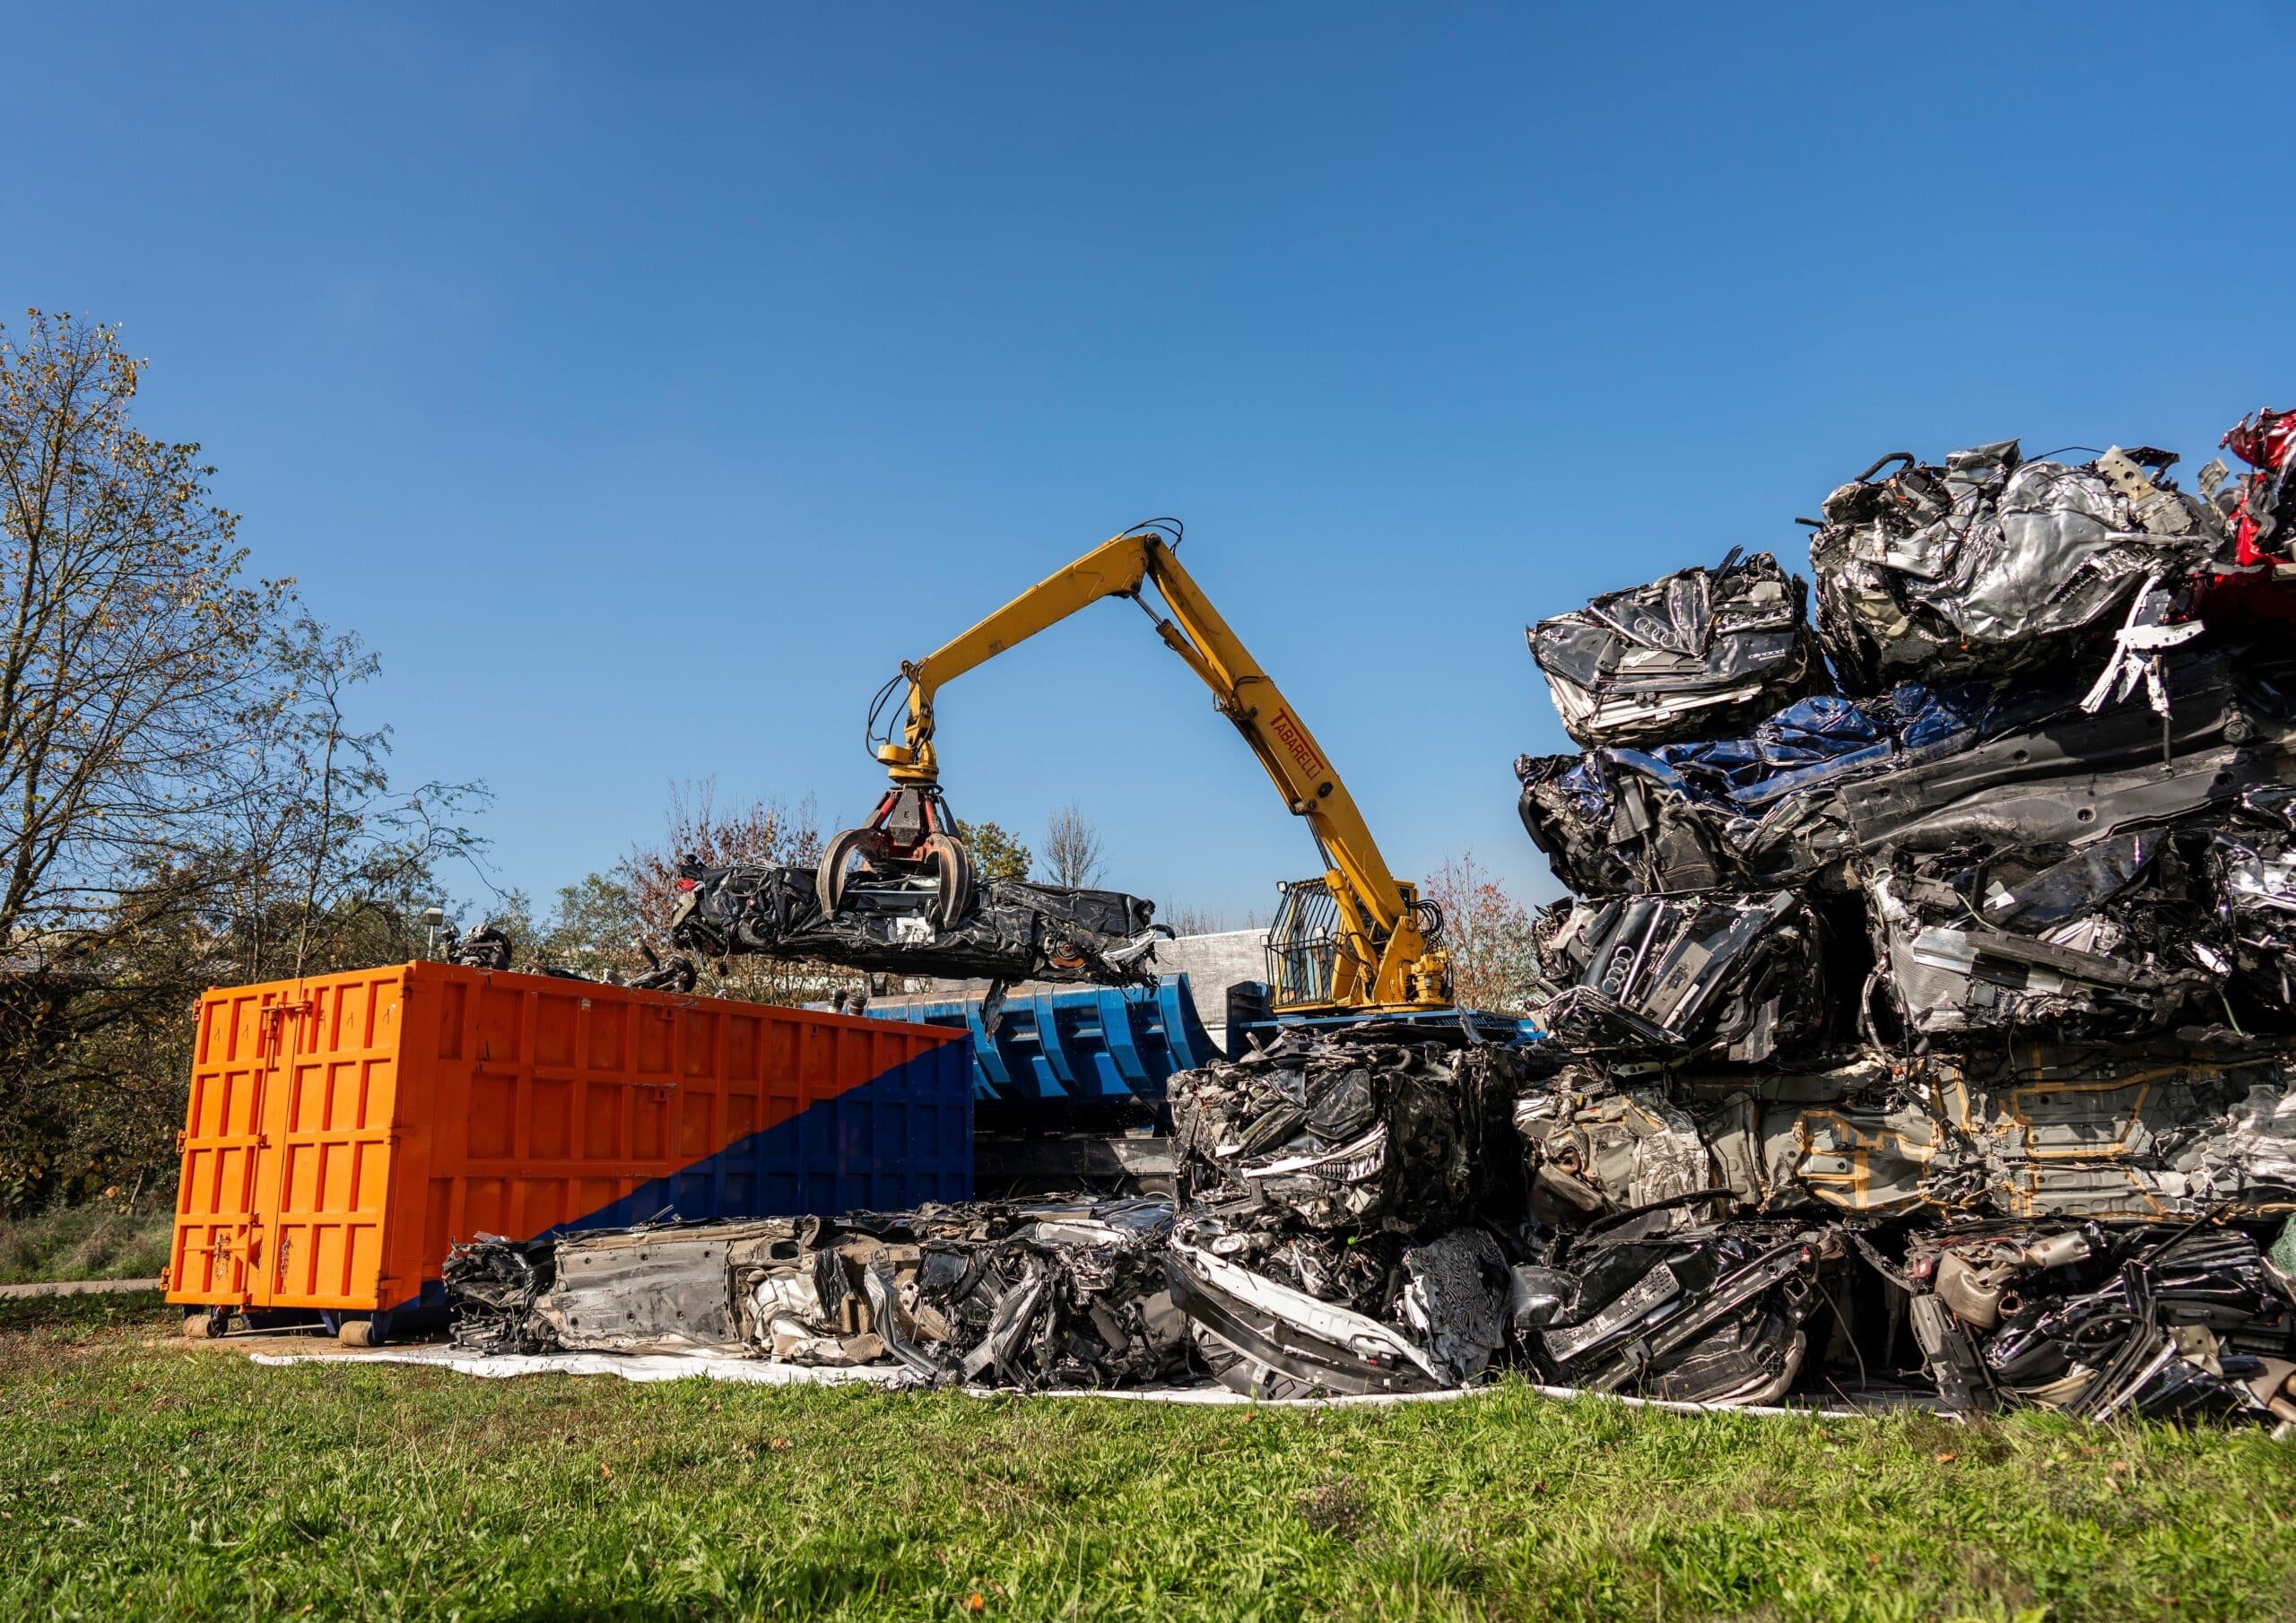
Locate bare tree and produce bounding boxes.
[1042,801,1105,890]
[262,618,483,980]
[1161,904,1268,938]
[618,778,863,1007]
[0,314,288,961]
[0,313,485,1208]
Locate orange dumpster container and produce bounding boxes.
[166,960,968,1338]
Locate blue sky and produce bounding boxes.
[8,3,2293,924]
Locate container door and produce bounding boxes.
[244,972,408,1313]
[170,986,297,1306]
[237,993,302,1310]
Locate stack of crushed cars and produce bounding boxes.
[440,409,2296,1424]
[1510,414,2296,1423]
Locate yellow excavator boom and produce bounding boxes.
[868,524,1450,1014]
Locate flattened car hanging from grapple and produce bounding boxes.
[669,855,1168,986]
[800,523,1452,1018]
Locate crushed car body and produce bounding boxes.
[670,859,1169,986]
[1527,549,1831,750]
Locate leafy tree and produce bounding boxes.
[535,867,642,980]
[954,820,1031,884]
[1421,851,1545,1016]
[0,312,484,1208]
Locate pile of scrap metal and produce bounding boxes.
[446,1199,1191,1388]
[1163,1025,1537,1395]
[1505,414,2296,1426]
[439,1029,1552,1400]
[440,920,701,993]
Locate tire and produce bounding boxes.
[337,1318,378,1349]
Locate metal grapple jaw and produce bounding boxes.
[815,785,976,929]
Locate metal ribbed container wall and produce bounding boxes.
[166,961,968,1324]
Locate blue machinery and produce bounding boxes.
[868,974,1539,1132]
[868,974,1222,1125]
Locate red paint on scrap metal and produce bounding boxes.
[165,960,965,1315]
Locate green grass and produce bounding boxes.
[2,1299,2292,1621]
[0,1203,173,1285]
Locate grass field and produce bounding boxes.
[0,1204,173,1285]
[3,1291,2292,1621]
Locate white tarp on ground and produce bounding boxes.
[245,1344,1892,1417]
[248,1348,909,1388]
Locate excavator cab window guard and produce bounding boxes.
[1266,879,1341,1008]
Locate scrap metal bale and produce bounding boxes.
[529,1220,794,1354]
[1166,1027,1532,1233]
[1894,1219,2296,1422]
[1512,1054,1962,1227]
[733,1198,1191,1390]
[1530,889,1832,1064]
[1514,1043,2296,1231]
[1510,1218,1840,1406]
[443,1233,559,1355]
[1162,1213,1511,1396]
[1516,646,2296,901]
[1514,750,1737,897]
[1513,1071,1740,1228]
[902,1199,1188,1390]
[2210,785,2296,1028]
[1808,440,2222,696]
[1527,550,1831,750]
[1164,1223,1449,1398]
[1862,829,2229,1046]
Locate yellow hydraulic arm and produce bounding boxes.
[864,522,1450,1015]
